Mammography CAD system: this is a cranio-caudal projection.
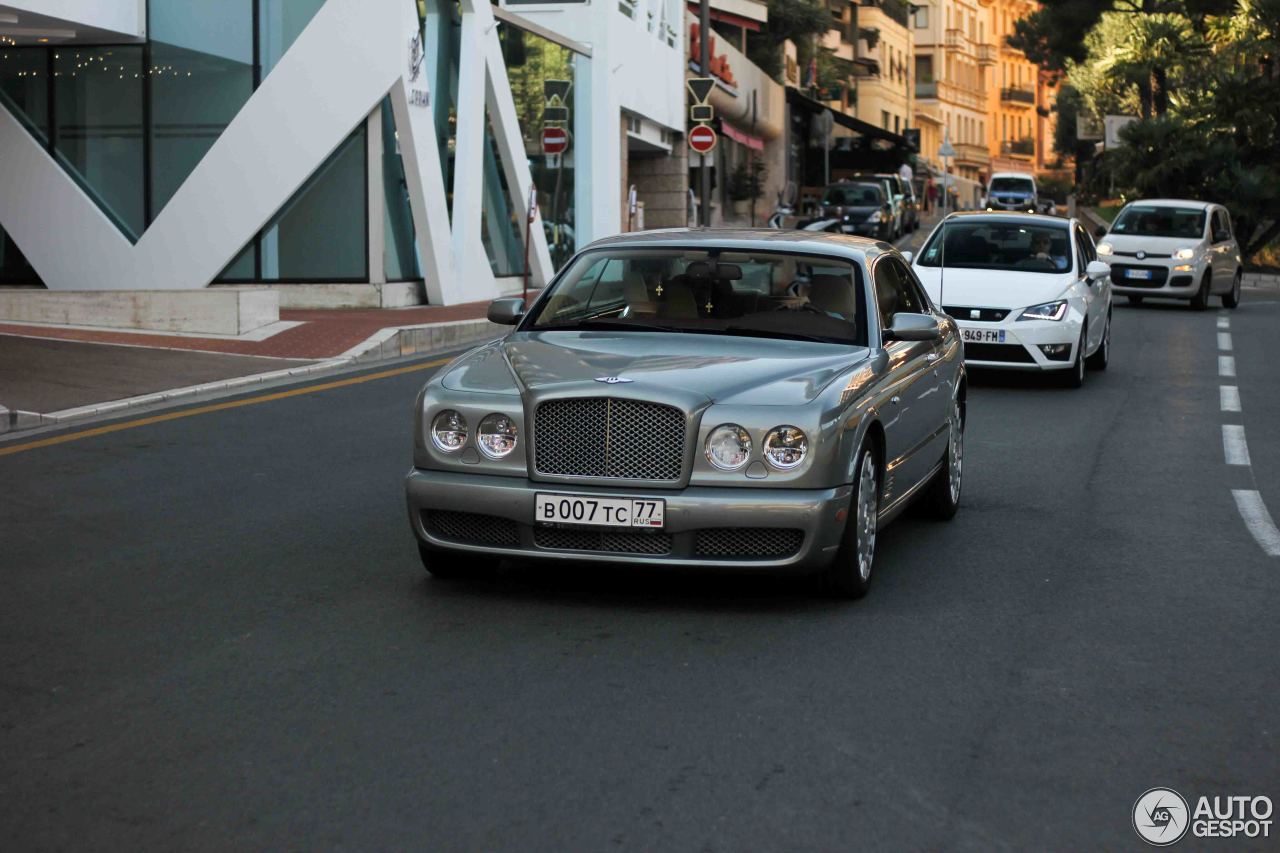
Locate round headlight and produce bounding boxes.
[1096,241,1114,256]
[477,412,518,458]
[431,409,468,452]
[764,426,808,470]
[705,424,752,471]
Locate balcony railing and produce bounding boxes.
[915,81,938,98]
[918,79,986,111]
[1000,86,1035,105]
[945,28,971,53]
[1001,138,1035,157]
[976,44,996,65]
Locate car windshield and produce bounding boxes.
[917,221,1072,274]
[989,177,1034,194]
[525,248,868,346]
[1111,206,1206,239]
[823,184,882,206]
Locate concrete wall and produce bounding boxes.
[0,288,279,335]
[630,147,689,229]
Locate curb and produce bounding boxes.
[5,316,503,433]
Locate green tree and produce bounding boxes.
[746,0,833,81]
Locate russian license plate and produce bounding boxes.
[534,494,665,529]
[1126,269,1154,279]
[961,328,1006,343]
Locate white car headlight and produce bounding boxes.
[431,409,468,452]
[866,211,882,223]
[1172,246,1197,260]
[763,426,808,470]
[705,424,752,471]
[1096,242,1113,256]
[477,412,518,458]
[1018,300,1069,322]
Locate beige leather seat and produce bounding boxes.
[656,276,699,319]
[808,274,857,318]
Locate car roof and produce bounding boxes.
[580,227,895,261]
[939,211,1071,228]
[990,172,1035,180]
[1120,198,1212,210]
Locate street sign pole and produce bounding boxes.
[699,0,711,226]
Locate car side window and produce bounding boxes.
[873,258,921,332]
[898,261,935,312]
[1210,210,1224,242]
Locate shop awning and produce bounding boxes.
[719,121,764,151]
[785,88,911,148]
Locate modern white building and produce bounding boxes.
[0,0,678,307]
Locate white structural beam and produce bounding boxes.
[0,0,554,305]
[0,0,143,40]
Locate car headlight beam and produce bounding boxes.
[705,424,752,471]
[1096,241,1113,256]
[1172,246,1197,260]
[764,426,808,470]
[431,409,468,452]
[1018,300,1069,322]
[477,413,518,459]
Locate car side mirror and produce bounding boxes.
[884,313,941,343]
[487,297,525,325]
[1086,260,1111,281]
[1095,225,1108,239]
[901,250,914,264]
[1213,229,1230,243]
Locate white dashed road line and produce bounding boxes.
[1220,385,1241,412]
[1218,317,1230,329]
[1232,491,1280,557]
[1223,425,1251,466]
[1219,355,1236,377]
[1218,332,1233,351]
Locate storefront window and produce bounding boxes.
[382,100,420,281]
[259,127,367,280]
[0,48,48,141]
[258,0,327,79]
[149,0,256,218]
[480,115,523,277]
[52,47,146,240]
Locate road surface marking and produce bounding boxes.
[1220,386,1241,412]
[1218,317,1230,329]
[1223,424,1251,466]
[0,357,451,458]
[1219,355,1235,377]
[1232,491,1280,556]
[1218,332,1233,351]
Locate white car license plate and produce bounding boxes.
[1126,269,1154,279]
[961,328,1006,344]
[534,494,665,529]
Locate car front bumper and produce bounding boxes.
[1108,257,1204,298]
[958,318,1082,371]
[406,468,854,571]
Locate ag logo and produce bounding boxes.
[408,31,423,82]
[594,376,633,384]
[1133,788,1190,846]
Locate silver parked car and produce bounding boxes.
[405,230,966,597]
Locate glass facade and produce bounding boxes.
[0,48,48,140]
[382,100,421,282]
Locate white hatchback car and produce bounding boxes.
[910,212,1112,387]
[1096,199,1242,310]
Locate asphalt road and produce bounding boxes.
[2,290,1278,850]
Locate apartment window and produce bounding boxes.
[882,110,890,130]
[915,5,928,28]
[894,115,900,134]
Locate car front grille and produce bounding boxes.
[534,526,673,555]
[963,343,1037,363]
[534,398,685,481]
[424,510,519,547]
[1110,264,1169,287]
[944,305,1009,323]
[694,528,804,559]
[1114,250,1171,259]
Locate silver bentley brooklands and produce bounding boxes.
[405,229,965,597]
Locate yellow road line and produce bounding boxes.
[0,357,450,458]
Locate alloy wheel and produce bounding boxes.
[948,398,964,505]
[856,453,878,582]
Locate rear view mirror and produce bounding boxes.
[487,297,525,325]
[1213,229,1230,243]
[900,250,914,264]
[884,313,941,343]
[1094,225,1108,239]
[1086,260,1111,281]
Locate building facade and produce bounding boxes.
[911,0,991,186]
[985,0,1038,174]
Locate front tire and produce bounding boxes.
[418,542,500,580]
[1191,271,1211,310]
[1222,271,1242,309]
[925,393,964,519]
[1086,312,1111,370]
[1063,328,1087,388]
[824,444,879,599]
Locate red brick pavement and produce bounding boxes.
[0,301,493,360]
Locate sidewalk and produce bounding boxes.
[0,300,508,433]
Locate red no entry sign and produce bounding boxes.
[542,126,568,155]
[689,124,717,155]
